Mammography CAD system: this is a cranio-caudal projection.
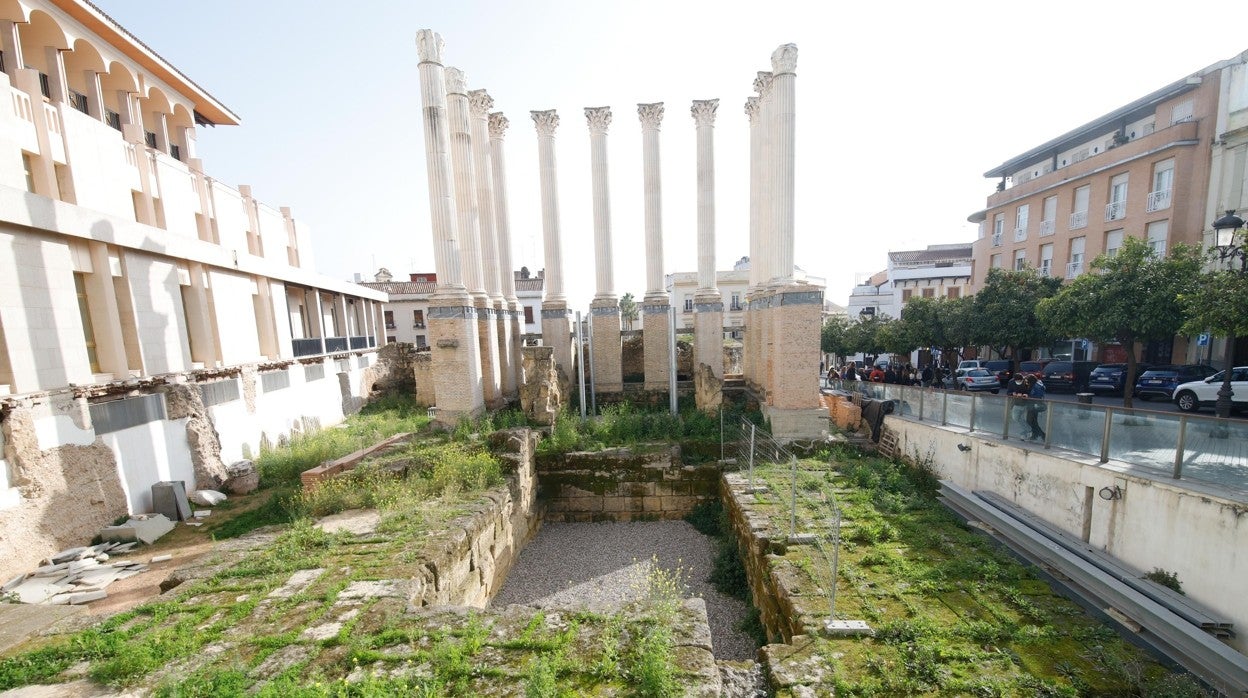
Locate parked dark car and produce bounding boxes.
[1088,363,1151,395]
[1133,364,1219,401]
[1018,359,1052,382]
[1042,361,1100,392]
[983,360,1013,389]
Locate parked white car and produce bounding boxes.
[1172,367,1248,413]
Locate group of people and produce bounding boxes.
[826,361,954,388]
[1008,372,1047,441]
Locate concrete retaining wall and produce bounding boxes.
[886,416,1248,655]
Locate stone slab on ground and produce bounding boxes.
[267,569,325,599]
[315,509,381,536]
[100,515,175,545]
[0,604,86,654]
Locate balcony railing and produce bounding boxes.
[830,381,1248,490]
[1039,219,1055,236]
[292,338,324,357]
[1146,189,1172,212]
[991,232,1003,247]
[1013,226,1027,242]
[1069,211,1088,230]
[1066,260,1083,279]
[324,337,348,353]
[349,336,370,350]
[1039,263,1052,277]
[413,322,426,329]
[1105,201,1126,222]
[729,302,744,311]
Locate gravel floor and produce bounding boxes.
[490,520,758,661]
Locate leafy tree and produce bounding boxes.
[894,296,975,370]
[820,315,852,356]
[844,314,894,359]
[1178,260,1248,379]
[619,292,638,331]
[970,267,1062,372]
[1037,237,1201,407]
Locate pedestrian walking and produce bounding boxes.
[1024,375,1047,441]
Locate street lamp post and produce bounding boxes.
[1210,210,1246,420]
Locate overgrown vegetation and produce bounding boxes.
[747,445,1210,695]
[1144,568,1185,596]
[538,401,759,456]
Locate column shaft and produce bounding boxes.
[638,103,666,299]
[586,107,615,299]
[692,100,718,294]
[490,112,522,393]
[446,68,486,299]
[415,31,466,297]
[771,45,798,282]
[532,110,572,376]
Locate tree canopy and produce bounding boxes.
[821,315,852,356]
[893,295,975,368]
[1036,237,1201,406]
[970,268,1062,368]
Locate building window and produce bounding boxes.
[1171,100,1193,125]
[1106,173,1128,222]
[683,296,693,312]
[1040,243,1054,277]
[1105,229,1124,258]
[68,90,89,114]
[105,109,122,131]
[730,292,741,311]
[1013,249,1026,270]
[992,214,1004,246]
[384,310,395,329]
[1070,185,1090,230]
[22,153,35,193]
[260,370,290,392]
[1147,220,1169,256]
[1040,196,1057,236]
[523,306,534,324]
[946,287,960,299]
[304,364,325,382]
[170,144,181,162]
[89,394,166,435]
[1068,237,1086,278]
[199,378,241,406]
[990,254,1002,269]
[413,309,424,328]
[144,131,157,149]
[1014,204,1029,240]
[921,288,934,298]
[1148,159,1174,212]
[74,273,101,373]
[901,289,913,303]
[416,335,427,349]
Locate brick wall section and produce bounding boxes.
[300,432,411,489]
[428,298,484,423]
[642,303,671,390]
[590,300,623,393]
[536,444,719,522]
[476,299,501,408]
[413,352,435,407]
[769,285,822,410]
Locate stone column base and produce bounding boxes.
[428,297,485,425]
[475,297,502,409]
[768,283,823,410]
[495,300,517,400]
[693,294,723,380]
[642,299,672,391]
[590,298,623,394]
[541,301,572,386]
[762,405,831,442]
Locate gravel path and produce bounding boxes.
[490,520,758,661]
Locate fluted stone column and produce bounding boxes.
[692,99,723,387]
[753,72,775,399]
[532,110,573,378]
[490,112,523,394]
[415,29,483,422]
[586,106,623,394]
[771,44,798,284]
[447,68,500,408]
[743,96,762,388]
[472,94,517,400]
[638,102,671,391]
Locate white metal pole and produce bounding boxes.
[576,310,587,419]
[668,306,678,415]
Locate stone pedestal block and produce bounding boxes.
[496,301,517,400]
[413,352,435,407]
[642,300,672,391]
[590,299,623,394]
[769,283,822,411]
[541,301,572,380]
[694,362,723,413]
[693,296,723,380]
[509,302,525,386]
[520,346,561,426]
[475,299,502,409]
[428,299,485,425]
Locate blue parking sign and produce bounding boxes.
[1197,333,1210,347]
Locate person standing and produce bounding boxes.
[1024,375,1047,441]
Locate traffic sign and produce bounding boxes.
[1197,333,1210,347]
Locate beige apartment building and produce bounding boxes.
[969,52,1248,364]
[0,0,390,577]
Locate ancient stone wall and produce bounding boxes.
[536,444,719,522]
[161,383,228,488]
[413,352,435,407]
[621,334,644,382]
[0,405,128,583]
[519,346,561,426]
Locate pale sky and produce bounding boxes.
[95,0,1238,306]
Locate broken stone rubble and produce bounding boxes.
[3,541,151,606]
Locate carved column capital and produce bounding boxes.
[754,71,773,98]
[771,43,798,75]
[488,111,509,138]
[637,102,664,130]
[691,99,718,128]
[415,29,444,64]
[744,96,760,123]
[585,106,612,135]
[445,67,468,95]
[468,89,493,119]
[531,109,559,137]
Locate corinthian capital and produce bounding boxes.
[415,29,444,64]
[531,110,559,137]
[771,43,798,74]
[445,67,468,95]
[637,103,664,130]
[469,89,494,119]
[753,72,773,98]
[488,112,510,138]
[744,96,760,123]
[691,99,718,128]
[585,106,612,135]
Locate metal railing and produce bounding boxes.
[1066,260,1083,278]
[827,381,1248,493]
[1105,200,1126,222]
[991,232,1003,247]
[1039,219,1055,236]
[722,414,844,619]
[1013,226,1027,242]
[1069,210,1088,230]
[1146,189,1172,212]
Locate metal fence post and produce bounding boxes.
[719,406,724,465]
[748,423,757,492]
[829,508,840,620]
[790,455,798,537]
[969,393,978,431]
[1043,402,1054,449]
[1173,416,1187,479]
[1002,396,1012,440]
[1100,407,1113,463]
[942,389,948,426]
[575,311,587,419]
[918,387,924,422]
[587,310,597,416]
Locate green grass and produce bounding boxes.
[537,401,760,456]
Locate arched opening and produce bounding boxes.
[98,60,137,132]
[63,38,105,116]
[139,85,171,152]
[169,103,194,161]
[16,10,70,100]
